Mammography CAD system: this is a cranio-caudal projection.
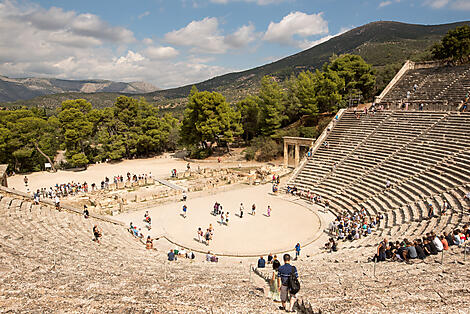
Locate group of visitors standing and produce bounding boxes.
[197,225,214,246]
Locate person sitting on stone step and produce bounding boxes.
[453,230,463,246]
[414,239,426,260]
[83,205,89,219]
[465,191,470,200]
[405,239,417,260]
[146,236,153,249]
[92,225,102,244]
[432,232,443,252]
[444,231,454,247]
[167,249,176,261]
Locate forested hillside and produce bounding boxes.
[4,20,468,109]
[0,54,374,171]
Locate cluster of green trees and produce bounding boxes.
[432,25,470,65]
[0,96,179,172]
[179,87,243,158]
[3,25,468,171]
[1,54,375,171]
[179,54,375,160]
[236,54,375,142]
[178,23,469,161]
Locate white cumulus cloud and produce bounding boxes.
[423,0,470,10]
[423,0,450,8]
[451,0,470,10]
[0,1,232,89]
[164,17,258,54]
[224,23,259,48]
[379,1,393,8]
[263,11,329,48]
[164,17,227,54]
[144,46,180,59]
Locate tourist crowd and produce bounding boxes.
[28,171,153,200]
[373,225,470,263]
[285,186,330,210]
[167,248,197,261]
[328,208,381,242]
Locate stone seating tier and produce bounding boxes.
[381,64,470,106]
[0,193,278,312]
[289,110,470,249]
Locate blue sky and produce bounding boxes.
[0,0,468,88]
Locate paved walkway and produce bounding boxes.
[115,184,322,256]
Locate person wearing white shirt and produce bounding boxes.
[433,234,443,252]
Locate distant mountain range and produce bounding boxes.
[0,76,158,102]
[2,20,469,108]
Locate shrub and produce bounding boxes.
[299,126,319,138]
[256,138,282,161]
[70,153,89,167]
[189,146,212,159]
[244,146,256,161]
[244,136,282,162]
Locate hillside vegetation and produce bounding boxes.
[2,24,470,172]
[0,76,158,103]
[0,54,374,171]
[3,20,468,109]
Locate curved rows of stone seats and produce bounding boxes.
[0,192,275,312]
[290,111,470,249]
[294,244,470,312]
[381,64,470,105]
[252,238,470,312]
[294,111,391,190]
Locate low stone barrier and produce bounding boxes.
[0,185,124,226]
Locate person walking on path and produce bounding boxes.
[267,206,271,217]
[269,259,281,302]
[277,254,299,312]
[205,229,211,245]
[428,202,434,219]
[197,228,203,242]
[182,204,187,218]
[239,203,244,218]
[252,204,256,216]
[225,212,230,226]
[54,195,60,211]
[295,243,301,260]
[220,212,225,225]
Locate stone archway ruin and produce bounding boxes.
[283,137,315,168]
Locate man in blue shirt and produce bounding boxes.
[167,249,176,261]
[277,254,298,312]
[257,256,266,268]
[295,243,301,260]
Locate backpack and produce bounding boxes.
[288,266,300,294]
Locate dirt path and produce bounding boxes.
[8,154,265,193]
